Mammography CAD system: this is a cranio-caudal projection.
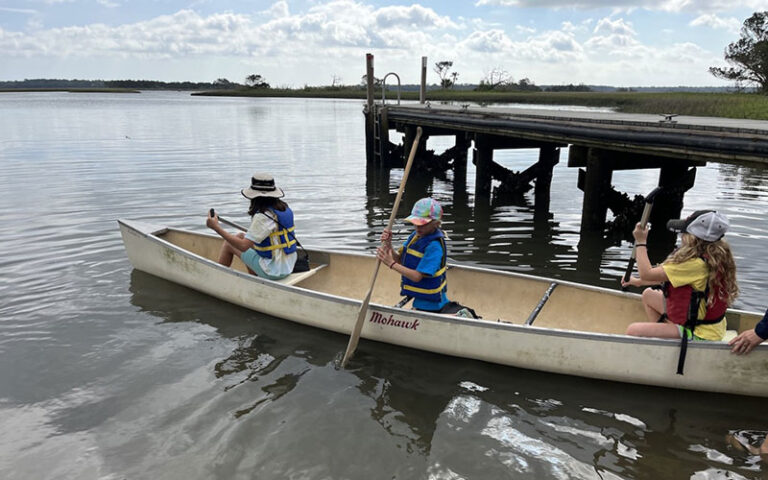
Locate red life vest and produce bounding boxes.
[663,281,728,326]
[662,258,728,376]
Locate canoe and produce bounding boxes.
[118,219,768,397]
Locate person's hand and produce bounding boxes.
[380,228,393,245]
[729,329,764,355]
[621,275,641,288]
[632,222,649,243]
[206,211,219,230]
[376,245,394,267]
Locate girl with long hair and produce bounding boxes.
[622,210,738,341]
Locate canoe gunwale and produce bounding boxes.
[118,219,763,353]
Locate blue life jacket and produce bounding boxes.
[399,230,447,302]
[252,207,298,259]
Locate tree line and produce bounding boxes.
[0,78,246,90]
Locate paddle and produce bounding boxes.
[341,126,423,367]
[212,210,248,232]
[622,186,663,290]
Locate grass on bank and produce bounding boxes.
[194,87,768,120]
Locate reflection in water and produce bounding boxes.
[131,265,764,478]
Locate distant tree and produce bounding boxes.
[545,83,592,92]
[477,66,512,91]
[517,78,541,92]
[245,74,270,89]
[331,74,342,88]
[450,72,459,89]
[360,74,383,88]
[709,11,768,93]
[434,61,455,89]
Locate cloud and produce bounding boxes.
[374,4,457,29]
[0,0,742,86]
[1,10,257,58]
[461,29,514,52]
[690,14,741,33]
[474,0,767,13]
[0,1,459,62]
[592,17,636,36]
[0,7,38,14]
[266,1,290,18]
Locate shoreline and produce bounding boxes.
[0,88,141,93]
[193,88,768,120]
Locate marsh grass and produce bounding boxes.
[196,88,768,120]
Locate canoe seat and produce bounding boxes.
[276,264,327,286]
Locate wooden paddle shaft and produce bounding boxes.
[623,187,662,284]
[217,215,248,232]
[341,127,424,367]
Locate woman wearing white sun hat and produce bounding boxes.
[206,173,298,280]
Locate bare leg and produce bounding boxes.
[641,288,665,323]
[761,435,768,455]
[217,232,246,266]
[626,321,680,338]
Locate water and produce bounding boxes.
[1,91,767,479]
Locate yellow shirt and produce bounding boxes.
[662,258,726,341]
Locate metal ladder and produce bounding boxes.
[372,73,400,166]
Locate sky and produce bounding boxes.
[1,1,767,87]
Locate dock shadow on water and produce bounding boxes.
[128,270,765,479]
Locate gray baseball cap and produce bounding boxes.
[666,210,729,242]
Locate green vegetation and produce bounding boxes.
[193,87,768,120]
[710,11,768,93]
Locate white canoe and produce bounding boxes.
[118,219,768,397]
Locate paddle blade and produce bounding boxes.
[341,283,376,367]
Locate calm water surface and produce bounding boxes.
[1,91,767,479]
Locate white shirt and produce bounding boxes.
[245,211,297,277]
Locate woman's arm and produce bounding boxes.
[207,213,254,251]
[730,308,768,355]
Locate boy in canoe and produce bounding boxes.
[206,173,298,280]
[376,198,477,317]
[621,210,739,342]
[376,198,451,313]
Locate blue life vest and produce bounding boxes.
[252,207,298,259]
[399,230,447,302]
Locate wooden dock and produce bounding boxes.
[381,103,768,165]
[366,101,767,242]
[361,54,768,250]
